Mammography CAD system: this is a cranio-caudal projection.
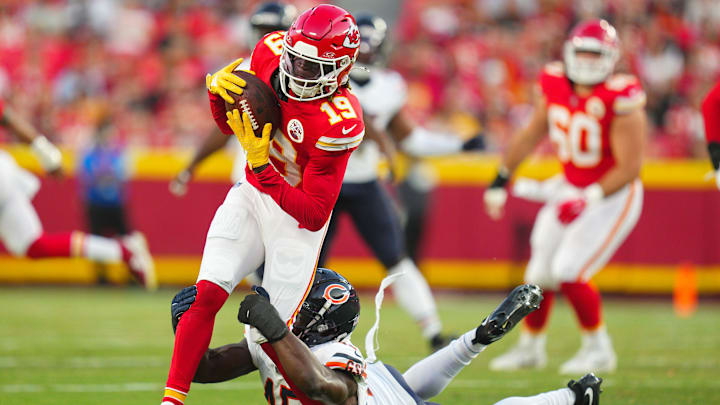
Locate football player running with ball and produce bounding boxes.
[484,20,646,374]
[161,5,365,405]
[169,269,603,405]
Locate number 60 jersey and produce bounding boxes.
[541,62,646,187]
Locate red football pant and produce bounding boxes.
[525,290,555,332]
[164,280,229,396]
[561,281,602,330]
[26,232,79,258]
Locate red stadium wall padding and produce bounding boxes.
[10,178,720,266]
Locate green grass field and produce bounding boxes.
[1,286,718,405]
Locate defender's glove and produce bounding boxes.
[170,285,197,333]
[31,135,62,174]
[556,183,603,225]
[169,169,191,197]
[206,58,248,104]
[226,109,272,170]
[474,284,543,345]
[237,286,288,343]
[484,167,510,220]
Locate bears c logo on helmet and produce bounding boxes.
[323,284,350,304]
[343,23,360,48]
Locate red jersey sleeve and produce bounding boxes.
[0,99,5,118]
[208,91,233,135]
[251,148,352,232]
[251,117,364,232]
[702,81,720,144]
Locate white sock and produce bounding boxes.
[518,331,547,350]
[403,329,485,400]
[83,234,123,263]
[389,257,442,339]
[492,388,575,405]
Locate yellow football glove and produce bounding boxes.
[206,58,248,104]
[226,109,272,170]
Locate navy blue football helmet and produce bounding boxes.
[292,268,360,347]
[349,13,389,83]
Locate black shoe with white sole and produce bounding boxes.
[472,284,543,345]
[568,373,602,405]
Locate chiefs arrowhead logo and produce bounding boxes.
[323,284,350,304]
[343,24,360,49]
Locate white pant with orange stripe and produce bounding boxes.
[524,178,643,288]
[196,181,328,323]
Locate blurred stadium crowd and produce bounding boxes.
[0,0,718,158]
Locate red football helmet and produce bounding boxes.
[563,19,620,85]
[279,5,360,101]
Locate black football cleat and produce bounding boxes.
[568,373,602,405]
[473,284,543,345]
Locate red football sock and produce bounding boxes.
[26,232,83,258]
[561,281,602,331]
[525,290,555,333]
[164,280,229,400]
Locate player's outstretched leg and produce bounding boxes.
[402,285,542,400]
[24,231,156,290]
[490,373,601,405]
[559,282,616,375]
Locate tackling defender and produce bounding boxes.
[0,99,155,289]
[170,269,603,405]
[161,5,365,405]
[484,20,646,374]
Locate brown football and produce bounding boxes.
[224,71,281,139]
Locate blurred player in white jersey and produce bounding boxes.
[318,14,484,352]
[484,20,646,374]
[169,268,603,405]
[169,2,297,195]
[0,99,155,289]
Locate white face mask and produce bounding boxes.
[279,40,353,101]
[563,38,619,85]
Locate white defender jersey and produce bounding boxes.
[343,68,407,184]
[248,338,370,404]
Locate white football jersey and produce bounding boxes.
[248,337,370,404]
[365,361,420,405]
[343,69,407,184]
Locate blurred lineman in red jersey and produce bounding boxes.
[484,19,646,375]
[702,81,720,189]
[0,99,155,289]
[161,5,365,405]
